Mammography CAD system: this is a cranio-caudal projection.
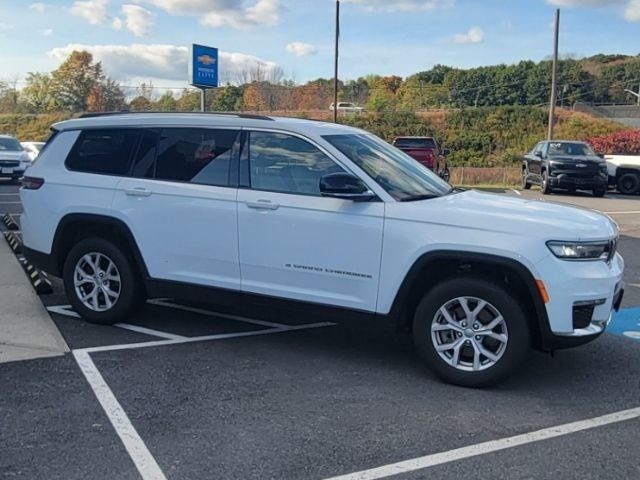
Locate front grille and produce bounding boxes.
[0,160,19,167]
[572,304,595,329]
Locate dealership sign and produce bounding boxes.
[189,44,219,88]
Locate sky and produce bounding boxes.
[0,0,639,92]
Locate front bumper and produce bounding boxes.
[548,172,608,190]
[534,252,624,350]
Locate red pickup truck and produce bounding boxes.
[392,136,450,181]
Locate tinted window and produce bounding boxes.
[548,142,595,157]
[154,128,239,187]
[132,129,158,178]
[66,129,138,175]
[248,131,344,195]
[394,138,436,149]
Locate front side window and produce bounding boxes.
[248,131,345,195]
[154,128,239,187]
[66,129,138,175]
[323,133,451,201]
[394,138,437,149]
[548,142,595,157]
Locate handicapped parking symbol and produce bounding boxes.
[609,308,640,341]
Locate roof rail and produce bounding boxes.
[77,111,275,121]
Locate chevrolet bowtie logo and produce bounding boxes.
[198,55,216,66]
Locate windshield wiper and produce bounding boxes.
[399,194,441,202]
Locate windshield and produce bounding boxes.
[548,142,595,157]
[323,133,452,201]
[394,138,437,149]
[0,137,23,151]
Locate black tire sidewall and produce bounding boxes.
[413,277,530,388]
[618,173,640,195]
[541,170,551,194]
[63,238,141,324]
[522,169,531,189]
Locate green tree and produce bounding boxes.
[155,91,177,111]
[21,73,54,112]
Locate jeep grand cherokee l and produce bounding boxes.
[21,113,624,387]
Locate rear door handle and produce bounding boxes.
[246,200,280,211]
[124,187,152,197]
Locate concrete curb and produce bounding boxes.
[0,239,68,363]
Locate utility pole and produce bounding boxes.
[548,8,560,140]
[624,85,640,106]
[333,0,340,123]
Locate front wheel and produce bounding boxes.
[593,187,606,198]
[63,238,144,325]
[439,167,451,183]
[412,277,530,387]
[541,170,552,195]
[522,168,532,190]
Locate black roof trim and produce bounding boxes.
[77,111,275,121]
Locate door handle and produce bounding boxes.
[124,187,152,197]
[246,200,280,211]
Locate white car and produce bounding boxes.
[21,141,45,162]
[20,113,624,387]
[605,154,640,195]
[330,102,364,113]
[0,135,31,182]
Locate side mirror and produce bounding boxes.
[535,151,543,159]
[597,153,605,159]
[320,173,375,202]
[442,148,451,156]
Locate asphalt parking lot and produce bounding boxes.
[1,179,639,480]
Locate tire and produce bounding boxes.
[412,277,530,388]
[541,170,552,195]
[63,237,144,325]
[440,167,451,183]
[522,168,532,190]
[617,172,640,195]
[592,187,606,198]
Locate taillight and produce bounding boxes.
[22,176,45,190]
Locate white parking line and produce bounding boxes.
[47,305,81,318]
[323,407,640,480]
[73,350,167,480]
[113,323,186,340]
[0,201,21,204]
[512,189,521,196]
[148,299,291,329]
[0,193,20,196]
[604,211,640,215]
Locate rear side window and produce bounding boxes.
[153,128,239,187]
[66,129,138,175]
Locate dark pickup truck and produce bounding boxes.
[392,136,450,181]
[522,140,608,197]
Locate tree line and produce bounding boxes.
[1,51,639,115]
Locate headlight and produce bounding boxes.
[546,240,611,260]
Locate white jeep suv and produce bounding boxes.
[20,113,624,387]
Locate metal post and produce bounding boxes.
[547,8,560,140]
[200,88,206,112]
[333,0,340,123]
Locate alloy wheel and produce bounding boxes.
[73,252,121,312]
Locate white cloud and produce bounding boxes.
[624,0,640,20]
[121,4,153,36]
[48,43,280,85]
[112,16,123,29]
[70,0,109,25]
[41,28,53,36]
[134,0,281,28]
[29,2,48,13]
[341,0,453,13]
[285,42,318,57]
[453,26,484,44]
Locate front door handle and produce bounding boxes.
[246,200,280,211]
[124,187,152,197]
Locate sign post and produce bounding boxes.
[188,44,219,112]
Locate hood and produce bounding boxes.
[547,155,604,164]
[0,151,27,161]
[391,190,617,242]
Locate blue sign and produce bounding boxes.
[189,44,218,88]
[608,308,640,341]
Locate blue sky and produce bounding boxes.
[0,0,639,90]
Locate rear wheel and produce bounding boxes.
[440,167,451,183]
[593,187,606,198]
[413,277,530,387]
[63,238,144,325]
[541,170,552,195]
[617,172,640,195]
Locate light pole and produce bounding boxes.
[547,8,560,140]
[333,0,340,123]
